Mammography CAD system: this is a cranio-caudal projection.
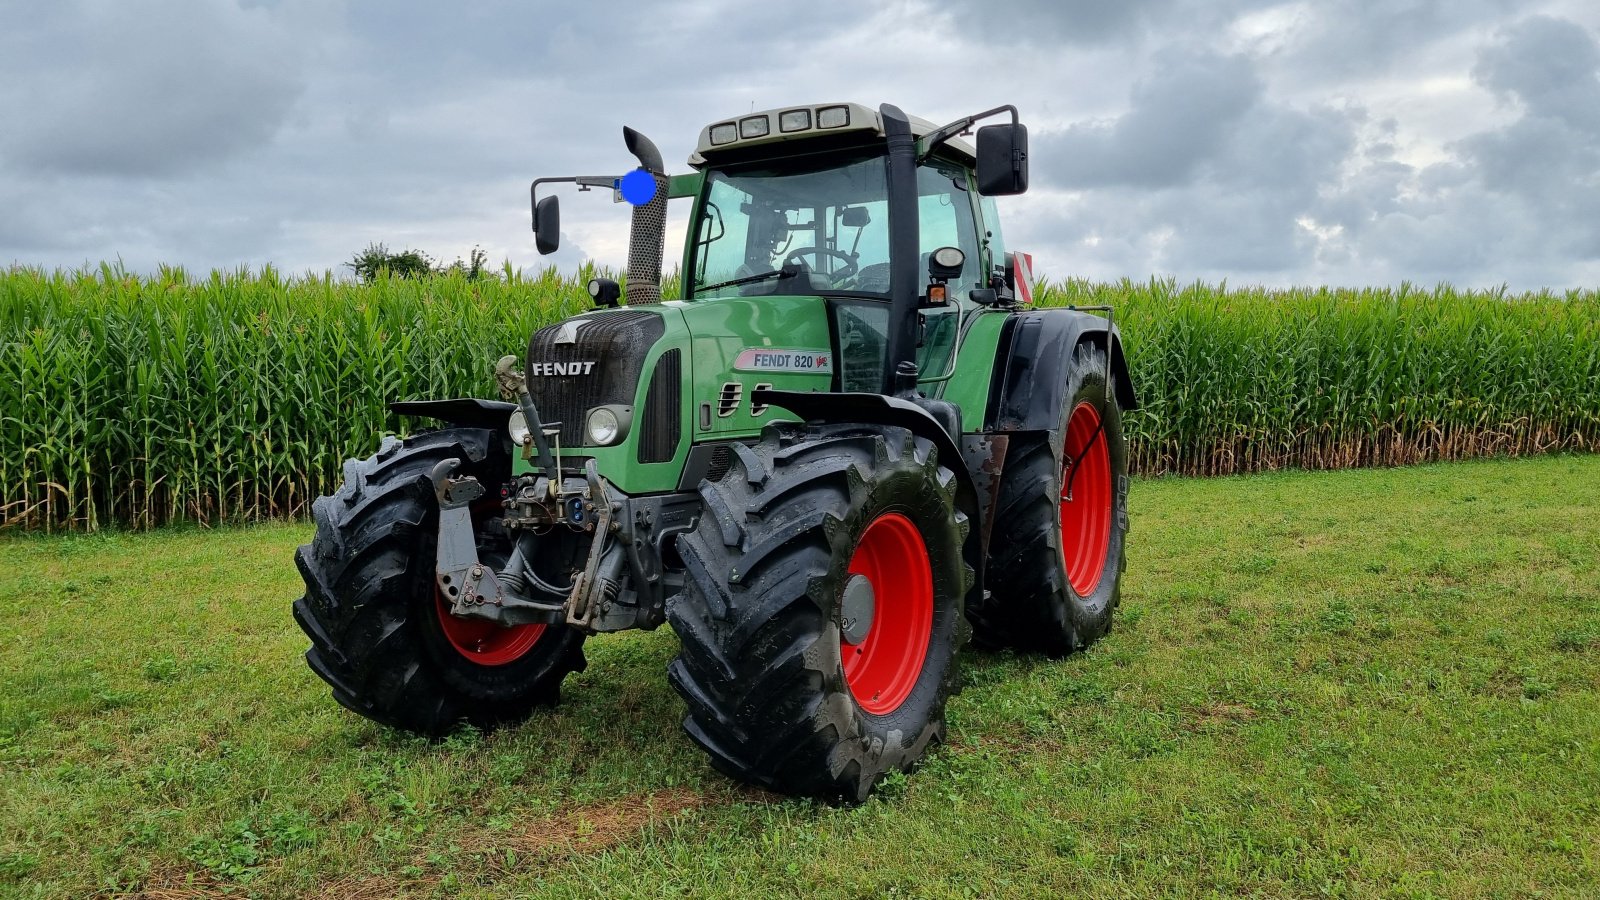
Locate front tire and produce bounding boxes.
[292,428,586,735]
[667,425,973,801]
[973,343,1129,655]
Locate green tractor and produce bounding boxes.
[294,102,1136,801]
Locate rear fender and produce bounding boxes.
[986,309,1137,433]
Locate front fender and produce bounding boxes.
[389,398,517,432]
[753,387,986,595]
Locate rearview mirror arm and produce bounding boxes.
[529,174,625,231]
[916,104,1018,163]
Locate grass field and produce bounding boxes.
[2,455,1597,898]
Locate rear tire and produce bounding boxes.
[667,425,973,801]
[293,428,586,735]
[972,344,1129,655]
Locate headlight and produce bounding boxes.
[928,245,966,282]
[585,405,631,446]
[778,109,811,132]
[932,246,965,270]
[739,115,770,138]
[507,409,531,447]
[817,105,850,129]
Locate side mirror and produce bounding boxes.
[533,195,560,255]
[976,123,1029,196]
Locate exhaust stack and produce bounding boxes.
[622,127,667,305]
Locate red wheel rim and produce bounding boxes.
[841,512,933,716]
[1061,402,1112,596]
[435,589,545,666]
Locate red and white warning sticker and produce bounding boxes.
[733,348,833,373]
[1012,251,1036,305]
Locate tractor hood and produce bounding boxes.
[524,306,673,452]
[519,294,838,495]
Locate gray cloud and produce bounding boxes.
[1264,0,1521,81]
[1041,50,1263,188]
[1024,48,1358,275]
[1454,16,1600,260]
[1300,14,1600,284]
[0,0,1597,289]
[1472,12,1600,127]
[1164,102,1357,272]
[931,0,1178,45]
[1008,10,1600,288]
[0,0,306,177]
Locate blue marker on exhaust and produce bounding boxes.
[618,168,657,206]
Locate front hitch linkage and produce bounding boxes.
[430,459,566,625]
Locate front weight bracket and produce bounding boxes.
[430,458,512,618]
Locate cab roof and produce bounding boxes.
[688,102,977,167]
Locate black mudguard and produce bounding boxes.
[986,309,1138,432]
[389,398,517,432]
[752,388,987,593]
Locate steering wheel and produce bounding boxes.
[783,247,858,282]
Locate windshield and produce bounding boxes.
[688,153,981,299]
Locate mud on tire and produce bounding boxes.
[293,428,586,735]
[667,424,973,802]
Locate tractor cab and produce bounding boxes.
[675,103,1027,422]
[682,112,993,393]
[680,102,1024,304]
[685,122,985,299]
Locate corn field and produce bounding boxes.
[3,264,1597,531]
[1048,279,1600,477]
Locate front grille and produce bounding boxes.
[525,310,663,447]
[638,349,681,463]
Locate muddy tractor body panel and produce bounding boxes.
[297,101,1135,801]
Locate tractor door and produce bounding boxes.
[828,159,983,393]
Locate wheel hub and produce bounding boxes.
[840,512,933,716]
[435,590,546,666]
[839,573,876,644]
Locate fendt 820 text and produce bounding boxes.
[293,102,1136,800]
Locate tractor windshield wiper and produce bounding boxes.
[698,263,801,295]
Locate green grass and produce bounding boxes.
[2,456,1597,898]
[4,264,1597,530]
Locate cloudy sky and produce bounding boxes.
[2,0,1597,289]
